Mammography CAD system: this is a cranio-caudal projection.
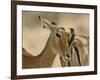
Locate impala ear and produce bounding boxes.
[68,28,75,46]
[39,16,58,32]
[39,16,46,29]
[39,16,51,30]
[74,46,82,66]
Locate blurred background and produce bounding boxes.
[22,11,89,67]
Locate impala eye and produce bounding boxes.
[56,33,61,38]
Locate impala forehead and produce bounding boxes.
[58,28,69,36]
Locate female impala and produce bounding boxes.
[22,16,88,68]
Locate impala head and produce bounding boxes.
[39,16,71,56]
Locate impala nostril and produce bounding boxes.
[66,54,70,58]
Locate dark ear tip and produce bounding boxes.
[52,22,56,25]
[43,26,45,28]
[39,16,41,19]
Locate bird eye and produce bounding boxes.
[56,33,61,38]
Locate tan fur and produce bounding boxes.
[22,16,89,68]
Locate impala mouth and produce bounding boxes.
[65,54,71,61]
[61,52,71,62]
